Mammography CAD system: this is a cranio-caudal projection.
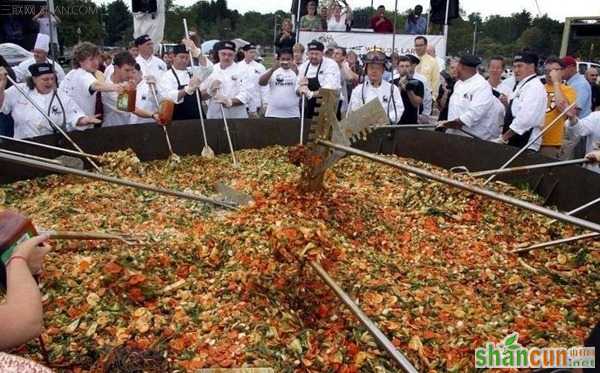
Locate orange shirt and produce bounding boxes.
[542,83,576,146]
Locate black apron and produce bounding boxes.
[170,68,203,121]
[502,75,538,148]
[303,60,322,119]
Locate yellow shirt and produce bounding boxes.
[542,83,576,146]
[415,54,440,99]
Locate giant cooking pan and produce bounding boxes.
[1,118,599,224]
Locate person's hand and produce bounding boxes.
[298,85,310,97]
[493,135,508,144]
[11,234,51,275]
[113,82,130,94]
[151,112,163,125]
[549,69,562,84]
[0,67,8,90]
[271,59,280,70]
[214,93,233,108]
[499,94,509,106]
[77,114,102,127]
[299,77,309,87]
[184,76,202,95]
[440,120,461,129]
[565,105,578,123]
[145,75,157,85]
[585,150,600,162]
[208,79,222,96]
[182,38,202,58]
[397,76,408,90]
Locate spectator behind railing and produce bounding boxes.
[276,19,296,51]
[326,1,352,32]
[370,5,394,33]
[405,5,427,35]
[299,1,323,31]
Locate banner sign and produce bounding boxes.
[298,31,446,57]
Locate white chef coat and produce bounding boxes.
[264,67,300,118]
[135,54,167,80]
[104,64,114,82]
[295,57,341,93]
[200,62,252,119]
[1,84,85,139]
[159,68,191,104]
[131,79,158,124]
[59,68,98,116]
[238,59,266,113]
[447,73,501,141]
[14,57,65,84]
[348,79,404,124]
[567,112,600,173]
[101,90,133,127]
[507,74,547,151]
[413,72,432,116]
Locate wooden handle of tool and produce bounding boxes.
[44,231,123,241]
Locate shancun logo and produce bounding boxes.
[475,332,595,369]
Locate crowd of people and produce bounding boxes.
[0,12,600,173]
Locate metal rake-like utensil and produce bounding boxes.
[43,230,148,246]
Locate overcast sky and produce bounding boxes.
[94,0,599,21]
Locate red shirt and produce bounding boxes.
[370,16,394,33]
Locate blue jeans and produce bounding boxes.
[0,113,14,137]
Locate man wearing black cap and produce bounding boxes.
[496,51,546,151]
[158,43,208,121]
[0,63,100,139]
[402,54,432,117]
[295,40,341,118]
[438,55,501,140]
[199,40,252,119]
[238,43,267,118]
[348,49,403,124]
[392,54,424,125]
[134,34,167,81]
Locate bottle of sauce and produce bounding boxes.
[0,210,38,288]
[158,100,175,125]
[117,81,137,112]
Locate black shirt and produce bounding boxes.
[393,78,424,124]
[275,32,296,51]
[591,83,600,112]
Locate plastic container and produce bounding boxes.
[158,100,175,125]
[0,210,38,287]
[116,84,137,112]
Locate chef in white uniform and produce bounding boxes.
[134,34,167,81]
[0,63,100,139]
[158,42,210,121]
[258,48,300,118]
[101,52,160,127]
[496,51,547,151]
[200,40,252,119]
[238,43,267,117]
[438,55,501,140]
[348,49,404,124]
[60,41,129,119]
[565,109,600,173]
[14,33,65,84]
[295,40,341,119]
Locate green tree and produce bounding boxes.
[55,0,104,46]
[104,0,132,46]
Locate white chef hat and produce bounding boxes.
[34,33,50,53]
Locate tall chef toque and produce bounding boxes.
[33,33,50,53]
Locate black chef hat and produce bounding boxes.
[134,34,152,46]
[241,43,257,51]
[405,54,420,65]
[214,40,236,52]
[513,51,538,66]
[307,40,325,52]
[459,55,481,68]
[28,62,54,77]
[172,44,188,55]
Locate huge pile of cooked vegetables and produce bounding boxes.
[0,146,598,372]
